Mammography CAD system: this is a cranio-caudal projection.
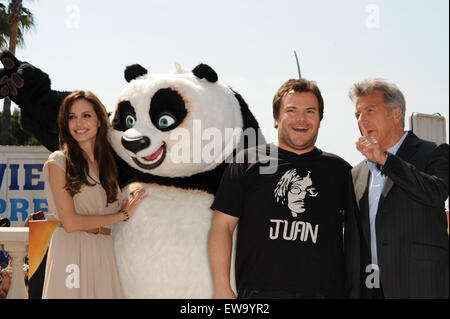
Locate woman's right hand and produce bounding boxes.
[120,187,147,221]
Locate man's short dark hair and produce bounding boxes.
[273,78,324,122]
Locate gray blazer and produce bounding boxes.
[352,131,449,298]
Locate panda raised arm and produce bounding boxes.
[0,50,72,151]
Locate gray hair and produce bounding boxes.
[349,78,406,128]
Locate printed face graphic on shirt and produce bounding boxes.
[274,169,318,217]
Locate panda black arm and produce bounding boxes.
[231,89,266,146]
[19,89,72,151]
[0,50,71,151]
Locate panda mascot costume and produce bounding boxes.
[0,51,264,298]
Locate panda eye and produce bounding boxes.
[158,114,175,129]
[125,115,136,128]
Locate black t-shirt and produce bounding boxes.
[211,144,356,298]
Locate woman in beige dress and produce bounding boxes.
[42,90,146,299]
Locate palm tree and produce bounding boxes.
[0,0,35,144]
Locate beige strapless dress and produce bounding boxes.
[41,151,123,299]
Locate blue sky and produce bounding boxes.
[13,0,450,165]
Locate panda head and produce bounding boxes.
[108,62,245,178]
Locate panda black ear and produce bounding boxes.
[124,64,148,82]
[192,64,218,83]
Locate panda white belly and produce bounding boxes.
[112,183,214,298]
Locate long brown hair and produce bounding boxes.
[58,90,119,204]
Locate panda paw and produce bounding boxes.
[0,50,25,98]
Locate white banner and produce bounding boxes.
[0,146,50,227]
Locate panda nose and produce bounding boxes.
[121,136,151,154]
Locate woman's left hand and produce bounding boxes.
[121,187,147,220]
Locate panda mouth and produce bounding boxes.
[132,143,166,170]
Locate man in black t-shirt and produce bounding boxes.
[208,79,360,299]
